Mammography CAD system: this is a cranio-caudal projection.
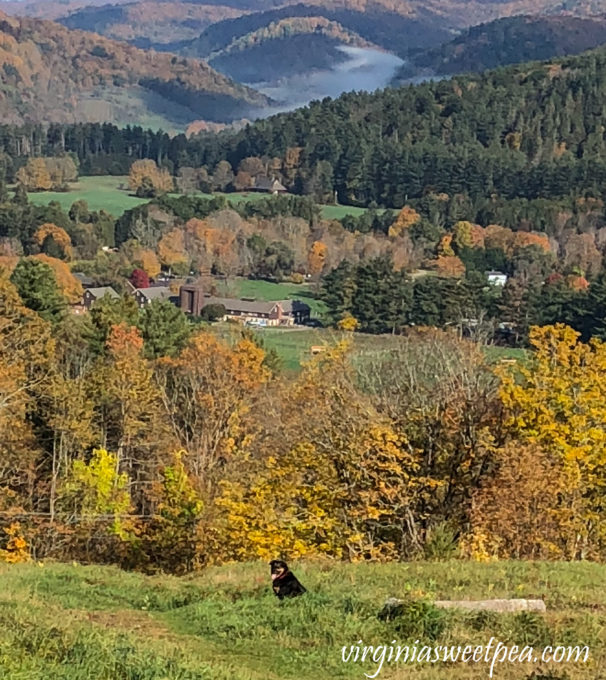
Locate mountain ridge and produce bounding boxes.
[0,10,269,127]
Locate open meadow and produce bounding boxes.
[0,560,603,679]
[26,176,370,220]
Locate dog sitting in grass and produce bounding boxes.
[269,560,306,600]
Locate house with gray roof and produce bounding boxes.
[202,295,283,326]
[81,286,119,310]
[278,299,311,325]
[248,176,287,194]
[179,282,310,326]
[133,286,176,308]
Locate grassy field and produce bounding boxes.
[26,176,370,220]
[213,323,526,373]
[27,176,148,216]
[0,559,603,679]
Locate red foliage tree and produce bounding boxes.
[130,268,150,289]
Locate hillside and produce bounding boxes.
[1,561,604,679]
[0,11,269,127]
[190,44,606,207]
[198,16,374,82]
[60,2,249,47]
[32,0,606,57]
[179,3,449,59]
[408,14,606,75]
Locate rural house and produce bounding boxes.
[279,299,311,325]
[133,286,176,308]
[202,296,284,326]
[248,176,288,194]
[179,282,310,326]
[486,271,508,286]
[81,286,119,310]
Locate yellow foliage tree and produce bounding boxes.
[0,273,54,507]
[210,344,420,563]
[499,324,606,559]
[337,314,359,332]
[157,227,188,270]
[16,157,51,191]
[137,249,161,279]
[128,159,174,196]
[463,442,571,561]
[155,331,269,483]
[433,255,465,277]
[307,240,327,276]
[0,523,30,563]
[34,223,73,260]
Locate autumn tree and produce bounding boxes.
[358,329,502,554]
[157,227,188,274]
[33,255,83,304]
[307,240,327,277]
[90,324,170,516]
[129,160,174,197]
[463,443,571,561]
[212,160,234,192]
[138,452,204,573]
[34,223,73,260]
[154,331,269,485]
[388,206,420,238]
[16,158,52,191]
[0,274,54,508]
[499,324,606,559]
[210,343,420,562]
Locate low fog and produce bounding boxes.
[253,46,405,116]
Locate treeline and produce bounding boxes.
[3,269,606,569]
[8,47,606,210]
[4,179,606,346]
[321,255,606,343]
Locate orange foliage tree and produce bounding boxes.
[34,223,73,260]
[307,240,327,277]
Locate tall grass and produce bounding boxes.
[0,560,603,679]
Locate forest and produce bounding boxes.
[3,253,606,569]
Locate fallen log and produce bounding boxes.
[434,599,546,613]
[379,597,546,620]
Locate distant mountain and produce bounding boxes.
[60,2,248,47]
[199,17,374,83]
[406,14,606,76]
[0,11,269,127]
[179,3,449,59]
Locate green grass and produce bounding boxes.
[215,322,525,373]
[0,560,603,679]
[25,176,372,220]
[27,176,148,217]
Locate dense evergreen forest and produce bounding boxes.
[6,46,606,210]
[406,14,606,76]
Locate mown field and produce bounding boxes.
[26,176,369,220]
[0,560,603,679]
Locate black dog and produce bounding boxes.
[269,560,306,600]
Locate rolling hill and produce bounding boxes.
[407,14,606,75]
[60,2,249,47]
[0,11,269,127]
[32,0,606,57]
[186,15,376,82]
